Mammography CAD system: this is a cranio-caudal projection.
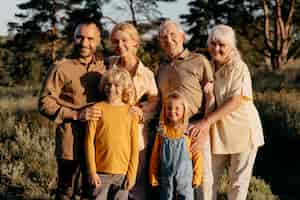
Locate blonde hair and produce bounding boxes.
[99,68,136,105]
[160,92,189,128]
[110,22,140,47]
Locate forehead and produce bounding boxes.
[111,30,132,40]
[75,24,99,37]
[167,98,184,107]
[160,23,180,36]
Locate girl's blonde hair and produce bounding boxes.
[99,68,136,105]
[110,22,140,49]
[160,92,189,128]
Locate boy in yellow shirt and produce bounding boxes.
[149,92,203,200]
[85,68,139,200]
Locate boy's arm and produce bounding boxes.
[85,119,98,176]
[149,134,161,186]
[126,116,140,190]
[187,137,203,187]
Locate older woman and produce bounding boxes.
[109,22,159,200]
[190,25,264,200]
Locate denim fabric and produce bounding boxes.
[160,136,194,200]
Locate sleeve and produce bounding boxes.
[149,134,161,186]
[147,70,159,97]
[38,64,76,124]
[85,119,98,176]
[201,56,214,85]
[186,137,203,187]
[227,62,253,100]
[126,116,140,189]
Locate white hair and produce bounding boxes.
[207,24,237,49]
[159,20,184,36]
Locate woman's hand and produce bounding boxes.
[89,174,101,187]
[188,119,211,153]
[129,106,144,122]
[76,105,102,121]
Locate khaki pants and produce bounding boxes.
[90,174,128,200]
[201,139,213,200]
[212,149,258,200]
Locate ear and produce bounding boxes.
[181,32,186,44]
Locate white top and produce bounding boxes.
[211,57,264,154]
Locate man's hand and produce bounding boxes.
[89,174,101,187]
[76,105,102,121]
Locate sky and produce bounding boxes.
[0,0,189,36]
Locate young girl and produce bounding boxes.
[149,93,203,200]
[85,68,139,200]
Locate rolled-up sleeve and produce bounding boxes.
[38,65,75,124]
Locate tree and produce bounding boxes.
[263,0,299,70]
[181,0,300,70]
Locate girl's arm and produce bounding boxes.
[149,134,162,186]
[187,136,203,187]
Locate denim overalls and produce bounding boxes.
[159,130,194,200]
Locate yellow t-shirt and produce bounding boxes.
[85,102,139,185]
[149,125,203,187]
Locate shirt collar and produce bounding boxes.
[74,55,97,67]
[113,56,144,77]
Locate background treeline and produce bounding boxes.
[1,0,300,199]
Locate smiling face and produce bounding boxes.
[111,30,138,57]
[208,39,232,65]
[166,98,185,125]
[103,78,123,103]
[74,23,100,59]
[159,22,185,59]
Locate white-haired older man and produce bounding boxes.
[157,20,214,200]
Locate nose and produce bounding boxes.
[165,35,173,44]
[81,37,89,47]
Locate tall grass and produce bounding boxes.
[0,110,56,199]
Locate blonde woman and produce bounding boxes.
[189,24,264,200]
[109,22,159,200]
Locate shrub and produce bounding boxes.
[0,110,56,199]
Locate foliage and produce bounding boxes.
[181,0,300,70]
[0,110,56,199]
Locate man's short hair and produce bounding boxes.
[74,19,102,33]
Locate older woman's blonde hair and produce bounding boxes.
[110,22,140,49]
[99,67,136,105]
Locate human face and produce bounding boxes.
[166,99,185,125]
[208,39,232,65]
[74,24,100,60]
[111,30,138,57]
[159,23,185,59]
[103,79,123,103]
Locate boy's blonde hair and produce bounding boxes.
[99,68,136,105]
[160,92,189,128]
[110,22,140,50]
